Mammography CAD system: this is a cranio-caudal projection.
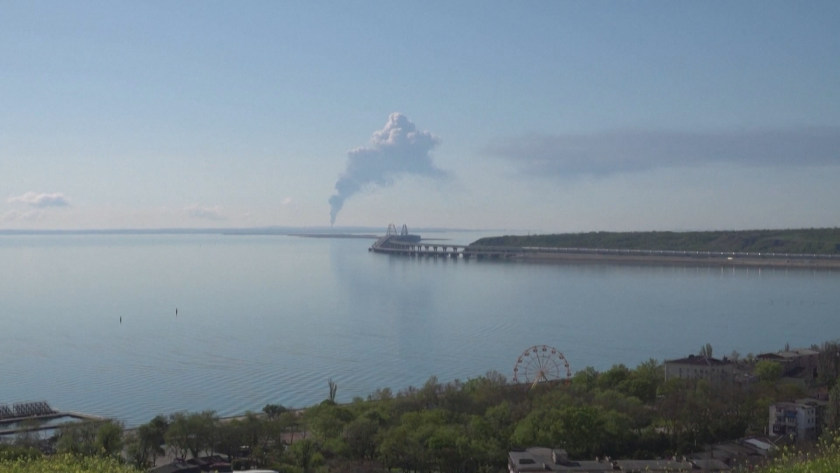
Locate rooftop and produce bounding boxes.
[148,461,201,473]
[665,355,732,366]
[758,348,820,360]
[509,448,732,472]
[772,401,816,410]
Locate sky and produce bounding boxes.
[2,1,839,232]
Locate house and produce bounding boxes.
[664,355,734,382]
[148,461,201,473]
[769,401,820,441]
[687,435,789,470]
[507,448,730,472]
[757,348,820,378]
[188,455,232,472]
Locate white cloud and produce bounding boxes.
[184,204,226,220]
[328,113,446,225]
[8,192,71,208]
[281,197,293,205]
[2,210,46,222]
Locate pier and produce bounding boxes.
[0,401,107,436]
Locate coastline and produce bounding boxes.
[513,251,840,270]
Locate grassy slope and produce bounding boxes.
[0,455,141,473]
[758,441,840,473]
[472,228,840,254]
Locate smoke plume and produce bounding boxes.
[329,113,443,225]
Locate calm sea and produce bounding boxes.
[1,233,838,426]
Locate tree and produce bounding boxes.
[125,433,149,469]
[328,378,338,403]
[512,406,606,458]
[215,419,247,461]
[367,387,393,402]
[571,367,599,392]
[818,341,840,386]
[625,359,663,404]
[304,403,353,441]
[426,425,468,473]
[56,421,101,456]
[827,379,840,432]
[145,416,169,464]
[378,424,427,473]
[95,420,125,458]
[557,406,607,458]
[345,418,379,460]
[240,411,268,450]
[597,365,630,391]
[165,411,218,459]
[290,439,316,473]
[462,370,508,411]
[755,360,783,383]
[13,420,44,449]
[263,404,288,420]
[276,411,299,444]
[699,343,714,358]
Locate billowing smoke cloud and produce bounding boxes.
[329,113,444,225]
[8,192,71,207]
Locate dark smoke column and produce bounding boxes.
[328,113,444,225]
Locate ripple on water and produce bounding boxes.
[2,235,840,426]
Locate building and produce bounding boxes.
[664,355,734,382]
[508,448,730,473]
[769,401,820,441]
[148,461,201,473]
[798,398,828,433]
[757,348,819,379]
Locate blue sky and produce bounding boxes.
[2,1,839,231]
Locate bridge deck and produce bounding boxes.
[0,412,108,436]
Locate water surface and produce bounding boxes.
[1,234,837,426]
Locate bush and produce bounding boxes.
[758,436,840,473]
[0,446,41,462]
[272,465,302,473]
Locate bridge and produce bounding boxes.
[371,224,525,259]
[0,401,107,436]
[371,235,522,259]
[370,225,840,263]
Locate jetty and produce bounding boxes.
[0,401,106,436]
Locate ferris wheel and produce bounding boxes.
[513,345,572,388]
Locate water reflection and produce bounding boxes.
[1,235,838,426]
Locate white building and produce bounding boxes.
[769,401,817,441]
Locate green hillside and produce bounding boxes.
[472,228,840,254]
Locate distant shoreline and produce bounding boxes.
[0,226,487,236]
[289,233,379,239]
[514,251,840,270]
[472,228,840,256]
